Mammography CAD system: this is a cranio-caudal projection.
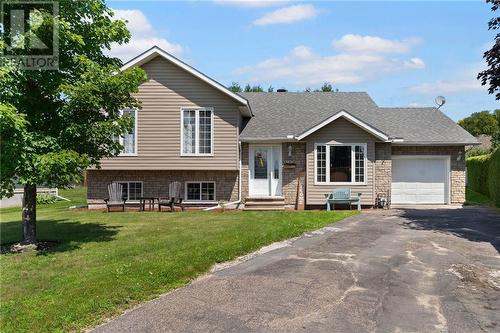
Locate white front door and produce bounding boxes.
[249,145,282,197]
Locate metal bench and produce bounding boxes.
[325,189,362,211]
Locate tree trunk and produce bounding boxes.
[22,184,37,244]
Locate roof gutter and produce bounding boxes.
[240,136,299,143]
[392,141,480,146]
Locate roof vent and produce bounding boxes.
[277,88,287,92]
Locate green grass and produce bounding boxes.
[0,187,357,333]
[465,187,498,207]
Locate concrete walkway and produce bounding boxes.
[93,207,500,333]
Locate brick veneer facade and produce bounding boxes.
[374,143,392,198]
[87,170,238,204]
[241,142,306,209]
[391,145,466,204]
[241,143,249,201]
[281,143,306,208]
[88,145,466,207]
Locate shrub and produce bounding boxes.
[466,146,492,158]
[36,193,57,205]
[467,153,491,196]
[488,149,500,206]
[466,148,500,206]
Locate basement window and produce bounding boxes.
[185,182,216,202]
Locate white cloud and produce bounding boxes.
[409,62,486,94]
[234,38,425,85]
[332,34,421,54]
[253,4,319,26]
[213,0,287,7]
[108,9,183,61]
[409,80,483,94]
[404,57,425,69]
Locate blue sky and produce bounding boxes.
[108,0,498,121]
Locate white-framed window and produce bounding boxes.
[314,143,367,185]
[114,181,143,200]
[117,109,138,156]
[181,107,214,156]
[185,181,216,202]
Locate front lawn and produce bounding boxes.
[0,187,356,333]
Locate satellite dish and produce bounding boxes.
[435,96,446,109]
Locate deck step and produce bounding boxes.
[243,206,285,211]
[245,201,285,206]
[243,197,285,211]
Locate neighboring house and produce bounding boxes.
[466,134,492,157]
[86,46,478,209]
[0,186,58,208]
[475,134,492,150]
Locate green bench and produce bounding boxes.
[325,189,362,211]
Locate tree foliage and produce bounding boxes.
[492,130,500,148]
[228,82,242,92]
[0,0,146,243]
[458,110,499,136]
[478,0,500,100]
[316,82,334,92]
[244,84,264,92]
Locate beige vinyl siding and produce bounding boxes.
[98,56,241,170]
[305,117,381,206]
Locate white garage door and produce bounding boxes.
[391,157,449,204]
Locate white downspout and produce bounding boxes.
[204,141,242,211]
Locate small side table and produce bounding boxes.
[138,197,156,211]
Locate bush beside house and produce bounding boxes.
[466,148,500,206]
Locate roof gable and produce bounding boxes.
[295,110,390,141]
[121,46,252,116]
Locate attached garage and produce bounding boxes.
[391,156,450,204]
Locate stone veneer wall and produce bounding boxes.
[240,143,249,200]
[87,170,238,204]
[391,146,466,204]
[374,143,392,198]
[281,143,306,209]
[240,142,306,209]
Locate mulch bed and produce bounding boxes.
[1,240,61,254]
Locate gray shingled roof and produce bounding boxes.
[239,92,477,144]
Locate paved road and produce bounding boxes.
[93,207,500,333]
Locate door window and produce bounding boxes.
[254,150,268,179]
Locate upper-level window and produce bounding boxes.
[315,144,366,184]
[181,108,213,155]
[117,109,137,155]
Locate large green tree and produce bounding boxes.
[478,0,500,100]
[0,1,146,244]
[458,110,499,136]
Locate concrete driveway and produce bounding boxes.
[93,207,500,333]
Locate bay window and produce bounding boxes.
[315,144,366,184]
[182,108,213,155]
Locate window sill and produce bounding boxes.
[118,153,138,157]
[184,200,217,204]
[314,182,367,186]
[180,153,214,157]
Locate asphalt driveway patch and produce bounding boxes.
[92,207,500,333]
